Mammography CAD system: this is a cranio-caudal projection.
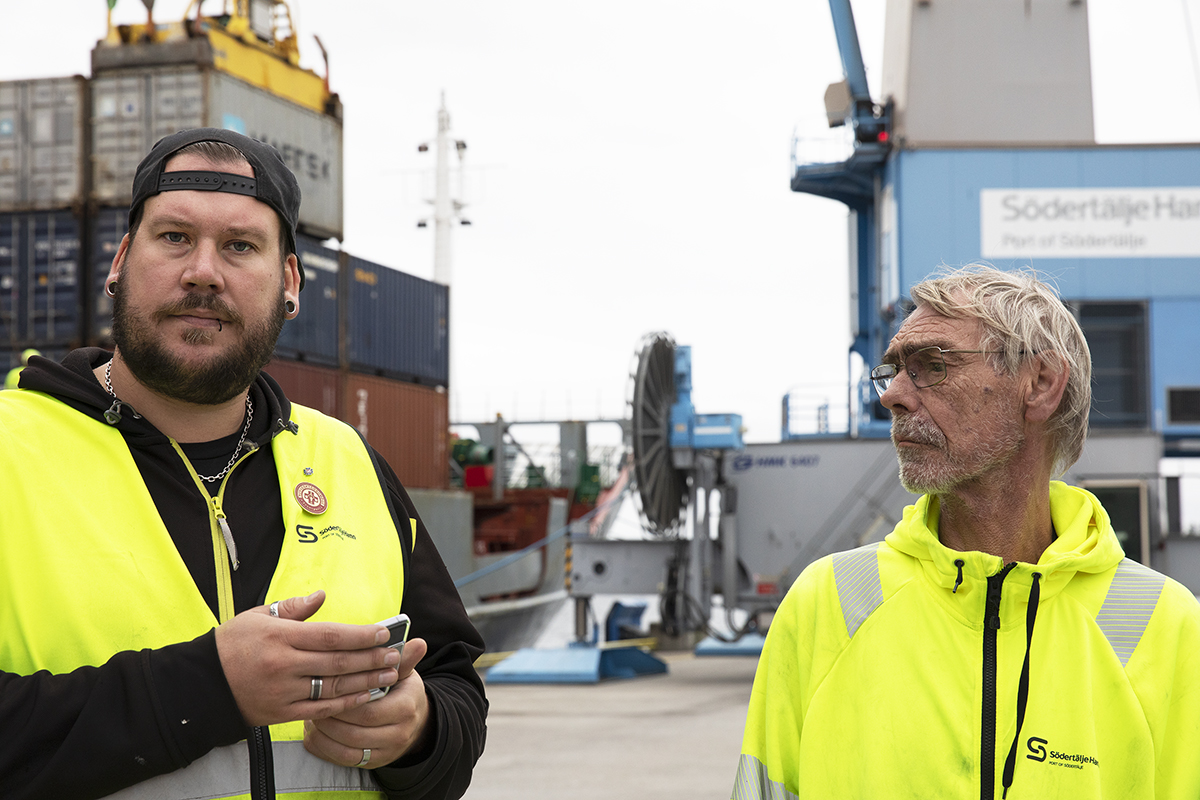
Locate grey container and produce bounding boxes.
[0,210,84,348]
[347,254,449,387]
[91,65,342,240]
[0,76,89,212]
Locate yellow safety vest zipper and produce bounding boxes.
[169,440,260,624]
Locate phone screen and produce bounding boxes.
[379,614,411,650]
[370,614,410,701]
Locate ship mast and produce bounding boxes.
[433,95,453,285]
[421,91,468,286]
[418,93,468,418]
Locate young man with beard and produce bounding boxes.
[733,267,1200,799]
[0,128,487,800]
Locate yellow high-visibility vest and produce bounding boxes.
[0,389,412,799]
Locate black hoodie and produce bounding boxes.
[0,349,487,800]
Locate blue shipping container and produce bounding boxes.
[347,254,448,386]
[91,206,126,344]
[0,210,83,347]
[3,344,72,373]
[274,233,340,365]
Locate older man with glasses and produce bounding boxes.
[733,265,1200,800]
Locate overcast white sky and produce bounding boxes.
[4,0,1200,446]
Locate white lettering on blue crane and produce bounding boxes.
[731,454,820,472]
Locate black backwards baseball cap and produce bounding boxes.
[129,127,306,290]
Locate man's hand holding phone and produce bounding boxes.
[369,614,411,700]
[214,592,405,728]
[303,616,431,770]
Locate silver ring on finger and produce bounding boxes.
[356,748,371,768]
[310,677,323,701]
[269,601,280,617]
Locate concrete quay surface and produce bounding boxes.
[462,652,758,800]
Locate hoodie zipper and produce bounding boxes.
[248,724,275,800]
[980,562,1016,800]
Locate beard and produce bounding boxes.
[891,412,1024,496]
[112,280,284,406]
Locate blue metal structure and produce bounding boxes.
[879,146,1200,447]
[486,645,668,685]
[668,345,744,451]
[787,0,893,438]
[797,1,1200,451]
[668,345,695,448]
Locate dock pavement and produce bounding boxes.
[462,651,758,800]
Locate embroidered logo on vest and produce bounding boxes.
[295,482,328,514]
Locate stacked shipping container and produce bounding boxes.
[0,210,82,349]
[2,65,450,489]
[347,253,449,384]
[0,76,88,210]
[90,65,343,239]
[1,77,89,354]
[264,360,449,491]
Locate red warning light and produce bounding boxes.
[878,131,890,143]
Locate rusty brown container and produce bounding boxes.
[343,373,448,490]
[263,358,341,420]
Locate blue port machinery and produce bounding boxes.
[624,332,745,646]
[791,0,894,437]
[479,334,749,682]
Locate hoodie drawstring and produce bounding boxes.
[1001,571,1042,798]
[952,559,965,593]
[102,398,140,425]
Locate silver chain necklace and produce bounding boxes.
[103,360,254,484]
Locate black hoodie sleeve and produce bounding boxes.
[367,453,489,800]
[0,632,248,800]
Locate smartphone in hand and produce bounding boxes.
[370,614,411,700]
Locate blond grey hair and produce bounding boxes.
[173,139,250,167]
[908,265,1091,476]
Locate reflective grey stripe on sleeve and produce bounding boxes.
[1095,558,1166,668]
[99,741,382,800]
[831,543,884,639]
[732,753,799,800]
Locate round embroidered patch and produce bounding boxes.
[294,482,328,515]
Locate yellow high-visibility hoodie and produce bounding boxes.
[735,482,1200,799]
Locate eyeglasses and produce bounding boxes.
[870,347,1003,396]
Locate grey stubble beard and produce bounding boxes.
[892,413,1024,496]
